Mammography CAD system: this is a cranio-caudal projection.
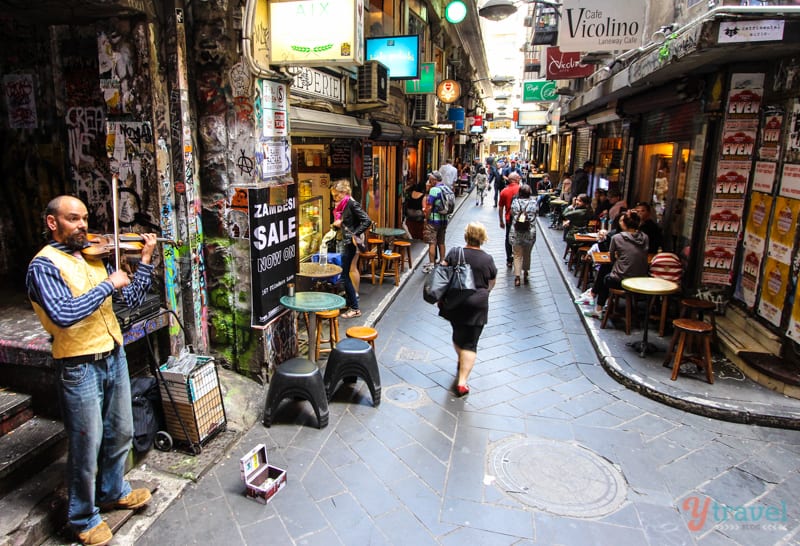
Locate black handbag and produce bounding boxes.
[423,247,476,307]
[423,262,452,303]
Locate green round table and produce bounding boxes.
[281,292,346,361]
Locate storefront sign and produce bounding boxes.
[261,80,288,138]
[404,62,435,94]
[291,68,344,103]
[447,107,465,130]
[517,110,549,126]
[269,0,364,66]
[249,185,298,327]
[558,0,644,53]
[718,20,784,44]
[522,80,557,103]
[545,47,594,80]
[437,80,461,103]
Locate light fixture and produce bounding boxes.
[445,0,468,24]
[479,0,562,22]
[490,75,515,86]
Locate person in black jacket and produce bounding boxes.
[331,179,372,319]
[571,160,595,197]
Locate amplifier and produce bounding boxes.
[114,291,162,331]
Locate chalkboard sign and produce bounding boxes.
[363,144,373,179]
[330,143,351,168]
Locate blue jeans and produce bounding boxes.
[341,242,358,309]
[58,347,133,533]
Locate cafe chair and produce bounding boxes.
[393,240,413,272]
[601,288,634,335]
[680,297,719,351]
[358,250,378,284]
[323,337,381,406]
[379,252,402,286]
[664,318,715,384]
[315,309,340,360]
[263,357,329,429]
[346,325,378,350]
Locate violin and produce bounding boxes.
[81,233,179,259]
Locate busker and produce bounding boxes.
[26,195,157,546]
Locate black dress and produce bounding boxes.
[438,247,497,326]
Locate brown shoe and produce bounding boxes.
[99,487,151,512]
[78,521,112,546]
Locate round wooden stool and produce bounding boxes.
[393,240,413,272]
[367,237,384,253]
[379,252,402,286]
[315,309,340,360]
[680,297,718,349]
[601,288,633,335]
[664,318,714,384]
[346,326,378,350]
[358,250,378,284]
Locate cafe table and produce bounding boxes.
[574,232,599,243]
[620,277,680,358]
[280,292,346,361]
[372,227,407,245]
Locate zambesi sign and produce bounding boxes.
[557,0,645,53]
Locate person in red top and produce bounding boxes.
[498,171,522,268]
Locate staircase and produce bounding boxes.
[0,388,67,546]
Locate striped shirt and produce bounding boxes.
[649,252,683,283]
[26,242,154,328]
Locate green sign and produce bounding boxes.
[405,62,435,94]
[522,80,557,102]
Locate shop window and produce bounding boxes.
[368,0,395,36]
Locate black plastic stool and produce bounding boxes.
[263,357,329,428]
[323,338,381,406]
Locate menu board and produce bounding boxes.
[330,143,351,168]
[362,143,373,179]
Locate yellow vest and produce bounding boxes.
[31,245,122,359]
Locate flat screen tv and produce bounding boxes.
[365,35,420,80]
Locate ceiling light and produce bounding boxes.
[445,0,468,24]
[490,75,515,86]
[478,0,518,21]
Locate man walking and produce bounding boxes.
[571,160,595,197]
[488,158,502,208]
[422,171,449,273]
[440,158,458,190]
[498,171,522,268]
[27,195,157,546]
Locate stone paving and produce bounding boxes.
[139,195,800,546]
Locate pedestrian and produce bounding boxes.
[403,175,426,239]
[26,195,156,546]
[440,158,459,190]
[474,166,488,206]
[422,171,448,274]
[487,158,503,207]
[438,221,497,397]
[331,179,372,319]
[498,171,522,269]
[584,209,649,319]
[571,160,595,197]
[509,183,538,286]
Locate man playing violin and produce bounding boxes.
[26,195,157,546]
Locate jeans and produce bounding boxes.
[504,222,512,265]
[58,347,133,533]
[341,242,358,309]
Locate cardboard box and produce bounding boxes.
[240,444,287,504]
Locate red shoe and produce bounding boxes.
[456,384,470,397]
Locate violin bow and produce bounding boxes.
[105,122,121,271]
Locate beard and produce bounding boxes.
[62,229,88,251]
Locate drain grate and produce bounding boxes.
[488,437,628,518]
[383,384,429,408]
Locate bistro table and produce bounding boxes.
[621,277,680,357]
[371,227,408,258]
[280,292,346,361]
[548,199,568,228]
[296,261,343,291]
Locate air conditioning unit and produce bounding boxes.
[357,60,388,103]
[411,94,435,126]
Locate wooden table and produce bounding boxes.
[621,277,680,357]
[574,233,599,243]
[298,262,343,279]
[280,292,346,361]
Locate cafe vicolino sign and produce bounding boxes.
[557,0,646,52]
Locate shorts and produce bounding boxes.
[451,323,484,352]
[423,222,447,245]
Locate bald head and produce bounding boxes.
[508,172,522,183]
[45,195,89,250]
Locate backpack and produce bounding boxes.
[513,199,534,232]
[434,184,456,215]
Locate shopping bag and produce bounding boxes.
[423,263,453,304]
[439,247,475,310]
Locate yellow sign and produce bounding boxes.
[269,0,364,66]
[437,80,461,104]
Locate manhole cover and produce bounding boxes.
[488,437,627,518]
[383,384,428,408]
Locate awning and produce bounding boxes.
[369,120,414,141]
[563,6,800,121]
[290,107,372,138]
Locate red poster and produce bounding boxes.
[545,47,594,80]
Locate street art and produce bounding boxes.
[4,74,37,129]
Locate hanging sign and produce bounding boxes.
[522,80,557,102]
[545,47,594,80]
[436,80,461,103]
[249,184,298,327]
[404,62,436,94]
[558,0,645,52]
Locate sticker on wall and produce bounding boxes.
[257,138,291,179]
[758,257,789,327]
[759,109,783,161]
[779,162,800,199]
[753,161,777,193]
[3,74,37,129]
[735,192,772,309]
[767,196,800,264]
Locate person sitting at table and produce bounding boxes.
[592,189,610,222]
[605,189,627,224]
[634,201,663,253]
[584,209,649,319]
[575,211,625,306]
[331,179,371,319]
[562,193,593,247]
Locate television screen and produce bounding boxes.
[365,35,420,80]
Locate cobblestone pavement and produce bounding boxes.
[139,195,800,546]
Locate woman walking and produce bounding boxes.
[509,184,538,286]
[439,222,497,396]
[474,166,488,206]
[331,179,372,319]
